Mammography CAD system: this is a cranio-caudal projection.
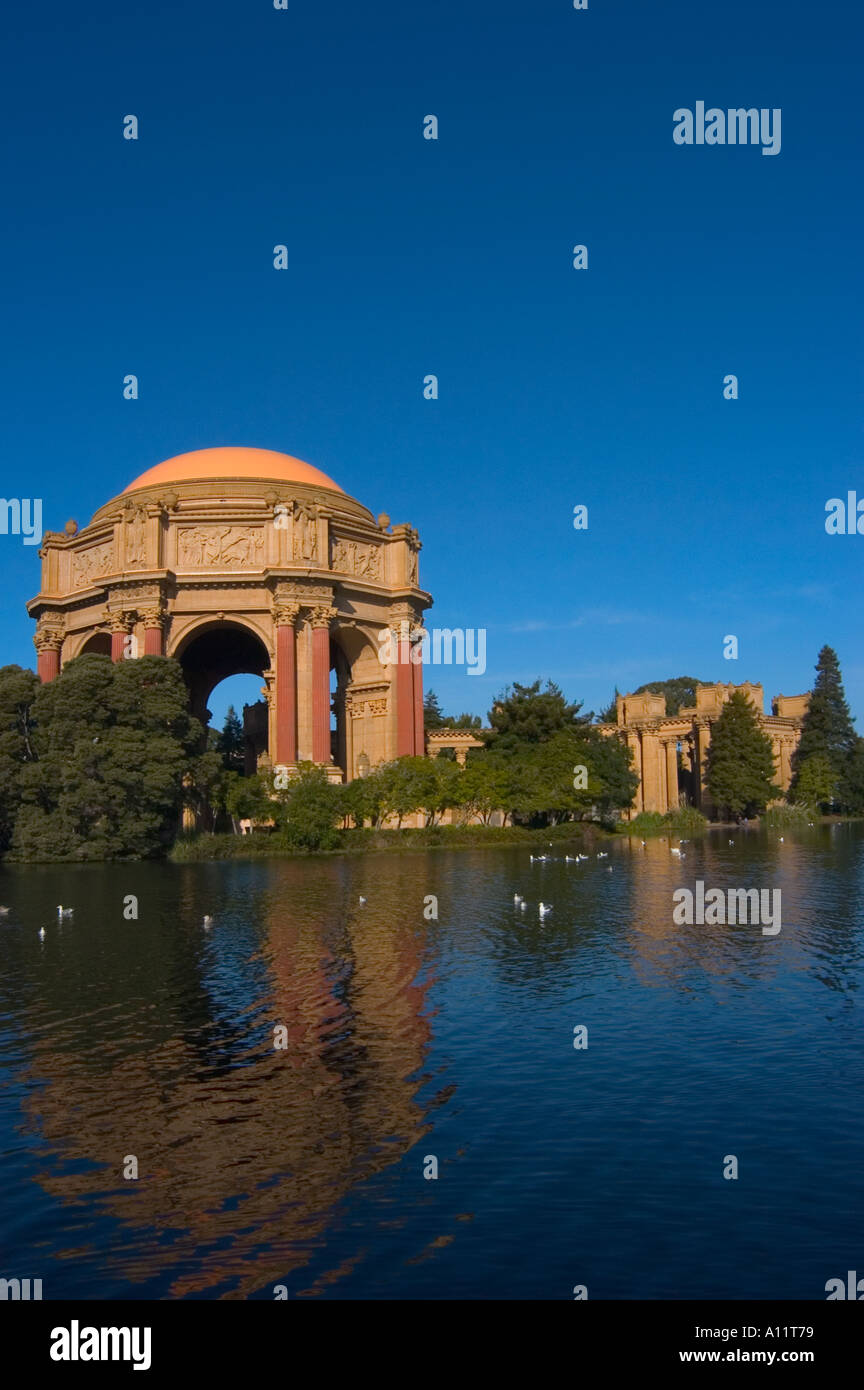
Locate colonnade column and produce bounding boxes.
[310,606,337,764]
[412,624,425,755]
[274,604,300,765]
[141,607,166,657]
[665,740,679,812]
[35,624,63,683]
[108,612,133,662]
[396,623,415,757]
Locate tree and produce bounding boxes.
[705,690,780,821]
[485,680,590,754]
[0,665,40,851]
[596,688,620,724]
[632,676,704,716]
[276,765,343,850]
[791,647,856,801]
[790,755,837,812]
[12,655,202,861]
[424,690,446,730]
[217,705,245,772]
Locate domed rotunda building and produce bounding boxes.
[27,446,431,780]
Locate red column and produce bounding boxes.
[111,630,126,662]
[311,617,332,764]
[276,617,298,764]
[37,647,60,683]
[412,640,425,755]
[143,626,163,656]
[396,633,415,756]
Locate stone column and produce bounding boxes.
[274,603,300,765]
[641,730,663,812]
[411,625,425,755]
[106,611,134,662]
[34,622,63,683]
[666,740,679,812]
[309,606,337,764]
[695,720,712,813]
[141,607,166,656]
[396,623,415,757]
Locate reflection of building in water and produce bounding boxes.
[601,683,809,819]
[20,865,433,1298]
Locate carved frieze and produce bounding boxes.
[292,504,320,562]
[178,526,265,569]
[71,542,114,589]
[330,535,382,579]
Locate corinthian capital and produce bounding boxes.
[273,602,301,628]
[307,604,338,629]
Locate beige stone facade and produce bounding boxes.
[602,683,809,818]
[27,448,432,781]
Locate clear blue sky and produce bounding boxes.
[2,0,862,730]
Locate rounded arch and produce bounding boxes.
[173,620,272,735]
[73,632,112,659]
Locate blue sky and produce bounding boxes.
[2,0,862,730]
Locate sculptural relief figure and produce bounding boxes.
[331,536,380,578]
[178,526,264,569]
[72,543,114,588]
[355,545,381,579]
[408,547,418,584]
[127,510,148,567]
[293,505,319,562]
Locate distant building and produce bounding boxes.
[600,683,809,818]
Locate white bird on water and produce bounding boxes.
[38,927,45,941]
[538,902,553,919]
[514,893,524,904]
[670,848,682,857]
[359,896,367,906]
[203,915,214,928]
[596,852,608,859]
[57,905,73,919]
[0,906,9,916]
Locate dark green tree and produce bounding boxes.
[12,655,202,861]
[706,690,780,821]
[791,647,856,804]
[485,680,590,755]
[276,764,343,850]
[0,665,40,851]
[632,676,704,717]
[217,705,245,772]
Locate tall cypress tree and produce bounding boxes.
[706,690,780,821]
[791,646,856,790]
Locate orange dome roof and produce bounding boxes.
[123,446,343,494]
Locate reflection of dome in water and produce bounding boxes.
[123,446,343,495]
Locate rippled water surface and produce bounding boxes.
[1,825,863,1299]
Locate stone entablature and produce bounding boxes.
[602,681,810,818]
[27,459,432,781]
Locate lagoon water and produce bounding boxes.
[1,824,862,1300]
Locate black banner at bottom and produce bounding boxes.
[2,1300,858,1375]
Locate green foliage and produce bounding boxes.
[485,679,590,754]
[789,647,864,812]
[763,803,814,828]
[632,676,704,717]
[595,688,620,723]
[11,655,202,862]
[276,764,343,851]
[790,754,837,812]
[0,664,40,851]
[618,806,708,837]
[705,690,780,821]
[217,705,244,772]
[423,688,481,730]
